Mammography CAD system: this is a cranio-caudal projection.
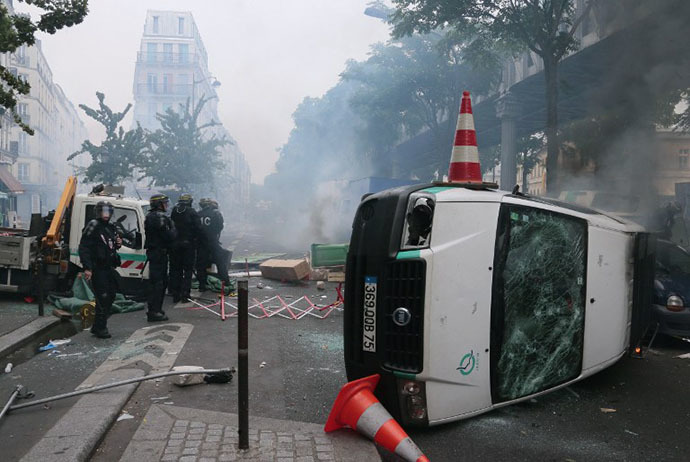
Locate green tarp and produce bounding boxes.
[48,277,146,314]
[48,275,236,315]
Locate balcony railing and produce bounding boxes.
[136,52,198,66]
[136,83,193,96]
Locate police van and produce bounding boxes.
[344,183,655,427]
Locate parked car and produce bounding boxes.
[653,239,690,337]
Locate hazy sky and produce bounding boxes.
[21,0,391,183]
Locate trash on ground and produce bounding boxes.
[259,361,266,368]
[38,342,57,352]
[316,281,326,291]
[52,309,72,320]
[117,412,134,421]
[327,271,345,283]
[204,368,234,384]
[4,363,12,373]
[173,366,206,387]
[23,296,35,303]
[600,408,617,413]
[163,401,174,405]
[50,338,71,346]
[624,429,639,436]
[151,396,171,401]
[310,268,329,281]
[259,258,311,281]
[675,352,690,359]
[256,282,265,289]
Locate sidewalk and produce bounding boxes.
[121,404,378,462]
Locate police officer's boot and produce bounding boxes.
[147,311,169,322]
[90,315,111,339]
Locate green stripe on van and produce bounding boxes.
[70,251,146,261]
[422,186,454,194]
[393,371,417,380]
[396,250,420,260]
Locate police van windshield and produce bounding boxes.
[491,204,587,402]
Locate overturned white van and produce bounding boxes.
[344,183,655,427]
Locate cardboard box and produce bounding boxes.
[259,258,311,281]
[327,271,346,282]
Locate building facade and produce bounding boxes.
[132,10,251,209]
[6,39,88,225]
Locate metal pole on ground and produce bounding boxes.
[237,280,249,449]
[36,255,44,317]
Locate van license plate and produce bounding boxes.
[363,276,377,352]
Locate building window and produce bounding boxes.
[146,42,157,62]
[147,73,158,93]
[152,16,159,34]
[18,163,29,182]
[163,43,173,63]
[179,43,189,64]
[18,132,28,154]
[178,17,185,35]
[162,74,172,93]
[680,149,690,169]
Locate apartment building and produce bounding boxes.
[132,10,251,208]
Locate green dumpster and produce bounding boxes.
[310,243,349,268]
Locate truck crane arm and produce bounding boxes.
[42,176,77,249]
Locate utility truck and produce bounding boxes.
[0,177,149,294]
[344,183,655,427]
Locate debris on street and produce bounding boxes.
[259,258,311,281]
[116,412,134,422]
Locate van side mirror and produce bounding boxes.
[135,231,143,250]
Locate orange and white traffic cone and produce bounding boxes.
[325,374,429,462]
[448,91,482,183]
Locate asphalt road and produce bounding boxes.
[2,279,690,461]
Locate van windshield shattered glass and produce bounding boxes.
[491,205,587,402]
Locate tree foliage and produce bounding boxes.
[0,0,88,134]
[343,33,499,153]
[145,96,228,191]
[68,92,147,184]
[390,0,595,193]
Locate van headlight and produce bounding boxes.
[401,193,435,249]
[666,295,684,312]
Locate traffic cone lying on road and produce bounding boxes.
[448,90,482,183]
[325,374,429,462]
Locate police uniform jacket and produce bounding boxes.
[171,204,201,247]
[78,219,121,271]
[144,210,176,250]
[198,208,224,245]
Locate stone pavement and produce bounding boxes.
[120,405,379,462]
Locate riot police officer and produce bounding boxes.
[78,201,122,338]
[145,194,176,322]
[196,198,230,291]
[169,193,201,302]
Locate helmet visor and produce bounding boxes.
[100,204,114,220]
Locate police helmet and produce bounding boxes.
[209,200,219,209]
[150,193,169,210]
[199,198,212,209]
[95,201,114,221]
[178,193,193,205]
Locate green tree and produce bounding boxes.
[0,0,88,134]
[68,92,147,184]
[390,0,596,194]
[145,96,228,191]
[517,134,545,192]
[342,33,501,178]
